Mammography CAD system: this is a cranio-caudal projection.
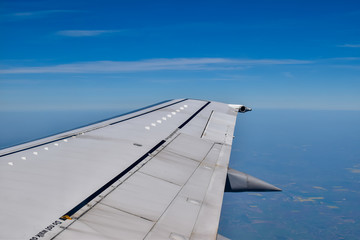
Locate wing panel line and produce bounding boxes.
[61,140,166,219]
[178,101,210,129]
[200,110,214,138]
[58,100,211,221]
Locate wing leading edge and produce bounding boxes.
[0,99,278,240]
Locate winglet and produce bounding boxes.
[225,168,281,192]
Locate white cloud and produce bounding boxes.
[56,30,121,37]
[3,10,79,20]
[339,44,360,48]
[0,58,312,74]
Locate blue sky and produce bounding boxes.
[1,0,360,111]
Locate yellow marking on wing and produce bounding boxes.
[60,215,72,220]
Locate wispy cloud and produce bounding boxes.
[2,10,79,20]
[338,44,360,48]
[329,57,360,61]
[56,30,122,37]
[0,58,312,74]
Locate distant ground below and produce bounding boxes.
[219,109,360,240]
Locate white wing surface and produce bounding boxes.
[0,99,244,240]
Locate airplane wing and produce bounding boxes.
[0,98,278,240]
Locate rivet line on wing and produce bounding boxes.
[9,137,73,167]
[145,104,188,130]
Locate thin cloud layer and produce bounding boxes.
[339,44,360,48]
[0,58,311,74]
[2,10,78,20]
[56,30,121,37]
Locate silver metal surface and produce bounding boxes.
[0,99,243,240]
